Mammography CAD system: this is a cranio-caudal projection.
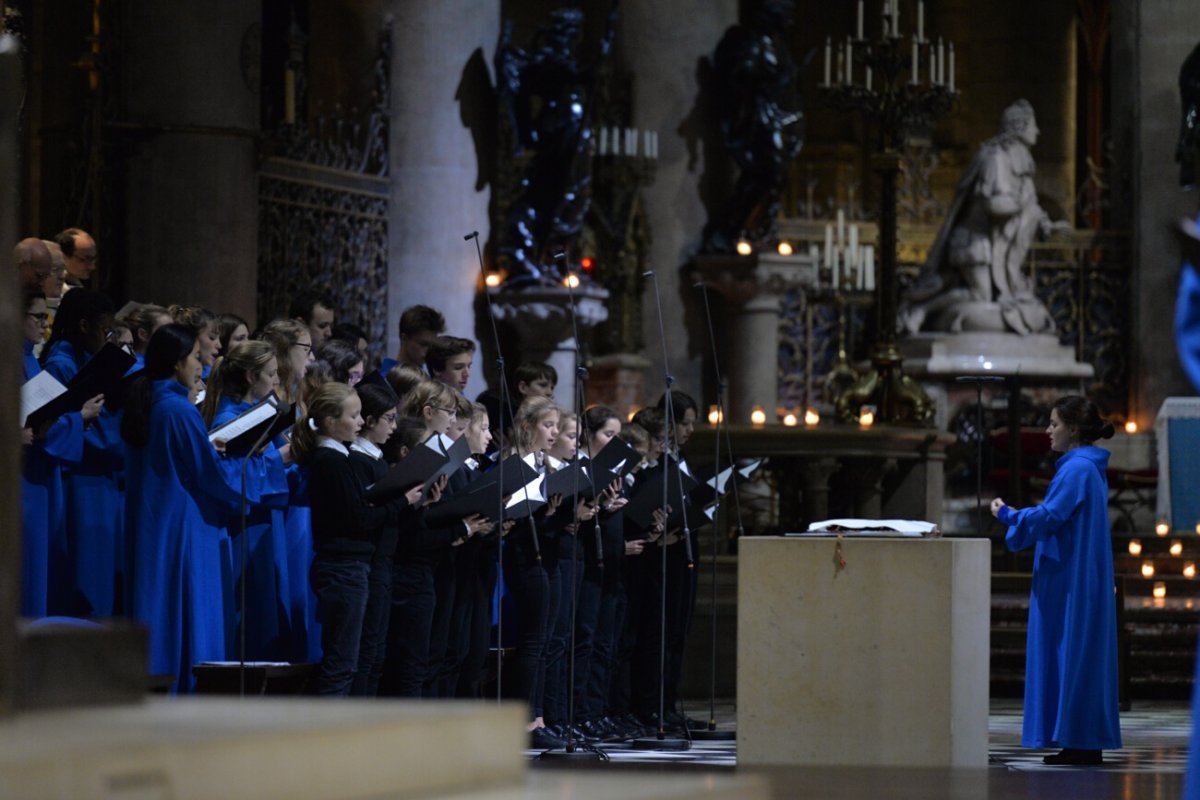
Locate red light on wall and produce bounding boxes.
[581,257,595,272]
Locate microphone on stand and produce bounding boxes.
[539,249,606,762]
[631,270,691,752]
[237,399,289,697]
[954,374,1006,538]
[688,281,737,741]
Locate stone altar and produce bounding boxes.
[737,536,990,768]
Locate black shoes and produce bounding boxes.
[1043,748,1103,766]
[529,727,566,749]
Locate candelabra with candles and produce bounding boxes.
[820,0,956,425]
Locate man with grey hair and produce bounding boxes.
[901,99,1070,335]
[15,237,51,288]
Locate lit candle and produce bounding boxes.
[783,412,798,427]
[1128,539,1143,556]
[857,0,864,39]
[1142,561,1156,578]
[736,239,753,256]
[858,407,875,429]
[284,68,296,125]
[1171,540,1184,557]
[564,273,580,289]
[485,272,502,288]
[750,406,767,427]
[937,38,945,88]
[1157,520,1171,536]
[1153,582,1167,599]
[777,241,794,256]
[918,0,925,41]
[1125,420,1138,434]
[948,42,955,92]
[804,408,820,427]
[708,405,721,425]
[1186,562,1197,579]
[824,37,832,86]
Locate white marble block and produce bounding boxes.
[737,536,990,768]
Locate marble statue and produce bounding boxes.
[701,0,803,253]
[900,100,1070,336]
[494,8,615,285]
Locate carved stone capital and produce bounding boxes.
[691,252,820,307]
[490,284,610,348]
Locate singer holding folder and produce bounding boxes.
[201,341,293,661]
[122,325,248,693]
[41,288,126,618]
[20,286,101,617]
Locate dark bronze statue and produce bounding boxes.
[1178,42,1200,190]
[702,0,804,253]
[494,8,615,285]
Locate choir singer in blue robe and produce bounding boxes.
[990,395,1122,766]
[122,324,245,693]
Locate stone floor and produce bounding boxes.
[529,699,1192,800]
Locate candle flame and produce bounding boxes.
[804,408,820,427]
[1142,561,1156,578]
[750,406,767,426]
[1125,420,1138,434]
[1128,539,1142,556]
[777,241,794,256]
[736,239,753,256]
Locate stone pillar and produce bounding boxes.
[1113,0,1200,425]
[119,2,260,321]
[387,0,498,401]
[1,32,21,717]
[620,0,739,403]
[799,457,841,525]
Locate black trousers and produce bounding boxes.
[310,556,370,696]
[380,560,435,697]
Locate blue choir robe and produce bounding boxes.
[21,341,84,617]
[1176,213,1200,393]
[210,397,292,660]
[283,460,322,662]
[1003,446,1122,750]
[127,380,245,693]
[42,340,126,617]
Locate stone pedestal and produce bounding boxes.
[588,353,651,418]
[737,537,990,768]
[900,332,1094,379]
[488,285,608,412]
[692,252,819,422]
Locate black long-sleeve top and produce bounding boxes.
[348,443,400,561]
[309,442,407,561]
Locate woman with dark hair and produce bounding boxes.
[123,324,245,693]
[20,286,102,617]
[218,312,250,355]
[991,395,1122,765]
[315,338,366,386]
[40,288,127,618]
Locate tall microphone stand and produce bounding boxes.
[954,375,1005,538]
[237,400,288,697]
[688,282,737,741]
[466,232,515,702]
[541,252,606,762]
[632,271,691,752]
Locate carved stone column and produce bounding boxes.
[847,458,896,519]
[386,0,499,400]
[799,457,841,526]
[693,252,819,422]
[619,0,739,399]
[119,1,260,320]
[1,32,21,717]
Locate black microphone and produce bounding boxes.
[464,231,479,241]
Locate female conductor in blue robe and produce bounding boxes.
[123,324,245,693]
[991,395,1122,766]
